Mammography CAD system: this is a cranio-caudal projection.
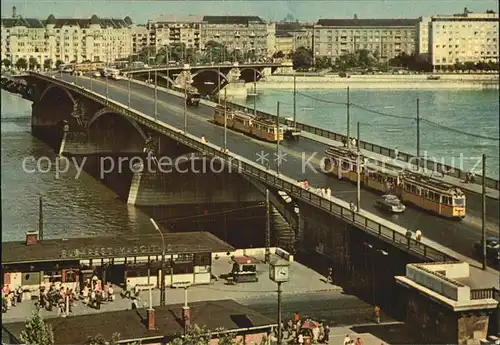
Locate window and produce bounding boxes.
[173,262,193,274]
[194,253,211,266]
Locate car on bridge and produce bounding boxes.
[474,236,500,265]
[375,194,406,213]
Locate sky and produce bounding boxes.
[1,0,498,24]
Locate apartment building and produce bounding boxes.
[147,15,202,52]
[201,16,268,57]
[416,17,431,57]
[276,22,313,52]
[266,23,276,57]
[1,10,133,66]
[429,9,499,70]
[131,25,150,54]
[275,32,293,54]
[313,16,419,60]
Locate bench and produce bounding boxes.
[171,281,191,289]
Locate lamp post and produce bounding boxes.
[356,122,361,211]
[150,218,166,306]
[481,154,487,270]
[154,70,158,120]
[346,86,350,149]
[224,88,228,151]
[293,74,297,128]
[217,66,221,104]
[276,101,281,176]
[269,259,290,344]
[253,69,257,116]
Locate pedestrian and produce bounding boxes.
[470,171,476,183]
[374,305,381,324]
[294,311,300,323]
[326,187,332,198]
[394,147,399,160]
[327,267,333,284]
[298,333,304,345]
[122,279,133,299]
[415,230,422,241]
[355,337,363,345]
[321,187,326,197]
[324,325,330,343]
[343,334,352,345]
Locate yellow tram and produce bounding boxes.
[323,146,466,219]
[213,105,283,142]
[401,173,466,219]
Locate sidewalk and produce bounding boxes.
[301,131,499,201]
[2,253,342,323]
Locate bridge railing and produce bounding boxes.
[225,101,499,191]
[33,72,460,264]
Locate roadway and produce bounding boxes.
[57,74,497,262]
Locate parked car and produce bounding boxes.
[376,194,406,213]
[474,236,500,264]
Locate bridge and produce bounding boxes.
[123,62,290,98]
[2,71,498,340]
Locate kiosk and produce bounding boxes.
[231,256,259,283]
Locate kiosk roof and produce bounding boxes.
[2,232,233,264]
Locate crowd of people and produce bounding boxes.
[2,285,24,312]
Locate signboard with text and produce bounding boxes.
[60,244,164,259]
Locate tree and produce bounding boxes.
[15,57,28,70]
[1,58,11,68]
[291,46,312,70]
[84,333,141,345]
[217,329,237,345]
[28,57,39,70]
[203,40,230,63]
[454,62,466,72]
[273,50,285,59]
[170,324,212,345]
[43,58,53,70]
[314,56,331,70]
[20,307,54,345]
[55,60,65,69]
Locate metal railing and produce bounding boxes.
[32,72,460,264]
[127,63,283,75]
[470,287,500,301]
[226,101,500,192]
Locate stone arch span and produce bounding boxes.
[39,83,76,105]
[239,68,263,78]
[160,75,176,86]
[191,69,230,83]
[88,108,148,141]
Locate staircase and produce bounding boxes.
[270,205,295,253]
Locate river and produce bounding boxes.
[237,88,499,178]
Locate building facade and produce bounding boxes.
[313,17,419,61]
[275,32,293,54]
[147,15,202,53]
[201,16,268,57]
[276,22,313,52]
[428,9,499,70]
[416,17,431,57]
[1,11,133,67]
[131,24,150,54]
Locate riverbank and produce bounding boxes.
[251,73,499,90]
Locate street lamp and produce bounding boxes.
[154,69,158,120]
[150,218,166,306]
[269,259,290,344]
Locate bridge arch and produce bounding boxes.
[239,68,264,78]
[191,69,230,83]
[39,84,76,105]
[88,108,148,141]
[160,75,176,86]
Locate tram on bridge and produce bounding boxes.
[213,104,284,142]
[323,147,466,219]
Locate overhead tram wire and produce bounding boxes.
[295,92,499,140]
[421,118,500,141]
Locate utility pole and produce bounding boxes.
[277,282,283,344]
[481,154,487,270]
[253,69,257,116]
[183,82,188,133]
[276,101,281,176]
[128,43,132,108]
[346,86,350,149]
[416,98,420,167]
[357,122,361,211]
[217,67,221,104]
[293,74,297,128]
[154,70,158,119]
[38,196,43,240]
[265,189,270,263]
[224,88,227,151]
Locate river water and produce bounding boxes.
[238,88,499,178]
[1,86,498,242]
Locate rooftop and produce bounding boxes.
[1,15,132,29]
[316,18,420,27]
[150,14,203,23]
[1,231,233,264]
[202,16,265,25]
[2,299,276,345]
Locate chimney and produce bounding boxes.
[182,306,191,334]
[12,6,16,18]
[147,309,156,331]
[25,231,38,246]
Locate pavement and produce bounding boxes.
[52,74,498,263]
[2,253,342,323]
